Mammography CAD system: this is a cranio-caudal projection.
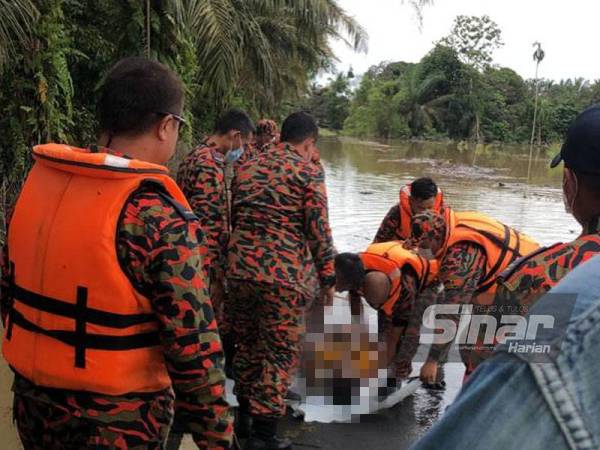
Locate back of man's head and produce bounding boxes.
[98,57,183,137]
[280,112,318,145]
[335,253,365,292]
[214,109,255,138]
[411,177,438,201]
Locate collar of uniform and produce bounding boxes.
[88,144,132,160]
[202,139,226,163]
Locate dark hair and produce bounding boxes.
[411,177,438,201]
[280,111,318,144]
[214,109,255,138]
[335,253,365,290]
[98,57,184,136]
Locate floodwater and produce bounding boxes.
[279,137,577,449]
[0,137,577,449]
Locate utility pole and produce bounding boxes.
[527,42,545,182]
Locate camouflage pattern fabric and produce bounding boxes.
[227,280,304,418]
[2,181,233,449]
[462,227,600,370]
[12,385,174,450]
[373,204,404,243]
[227,142,336,298]
[176,141,228,304]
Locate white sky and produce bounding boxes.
[330,0,600,82]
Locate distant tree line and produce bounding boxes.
[303,15,600,144]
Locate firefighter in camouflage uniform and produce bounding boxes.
[0,58,232,450]
[227,112,336,450]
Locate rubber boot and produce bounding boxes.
[236,398,252,439]
[222,332,236,379]
[244,417,292,450]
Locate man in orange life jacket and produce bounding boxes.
[0,58,232,449]
[335,242,442,380]
[482,105,600,369]
[406,209,539,384]
[374,177,447,243]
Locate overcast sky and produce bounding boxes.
[330,0,599,82]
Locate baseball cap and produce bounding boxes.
[550,104,600,175]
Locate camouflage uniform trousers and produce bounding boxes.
[13,391,174,450]
[227,279,304,417]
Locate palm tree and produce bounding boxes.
[527,42,545,182]
[0,0,38,70]
[167,0,368,108]
[396,69,453,135]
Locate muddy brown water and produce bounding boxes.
[0,137,576,449]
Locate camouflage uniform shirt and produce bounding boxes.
[1,169,233,449]
[176,141,228,284]
[228,143,335,297]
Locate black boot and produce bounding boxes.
[222,333,236,379]
[244,417,292,450]
[236,398,252,439]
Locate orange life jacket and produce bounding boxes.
[398,184,445,239]
[359,241,438,316]
[440,211,540,297]
[3,143,194,395]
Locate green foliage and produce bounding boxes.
[440,15,504,71]
[0,0,368,244]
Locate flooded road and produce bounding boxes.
[0,137,577,449]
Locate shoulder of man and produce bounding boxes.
[120,181,202,243]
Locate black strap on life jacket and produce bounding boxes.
[6,261,16,340]
[497,243,562,283]
[6,270,160,369]
[456,224,522,294]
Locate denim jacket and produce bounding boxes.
[411,254,600,450]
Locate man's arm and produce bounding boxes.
[427,243,486,363]
[118,190,233,449]
[304,164,336,290]
[383,271,418,372]
[373,204,402,243]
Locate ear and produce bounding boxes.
[156,115,172,142]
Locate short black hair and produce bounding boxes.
[214,109,255,138]
[335,253,365,290]
[411,177,438,201]
[98,57,184,136]
[280,111,319,144]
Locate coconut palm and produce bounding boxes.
[396,69,453,135]
[167,0,368,107]
[0,0,38,70]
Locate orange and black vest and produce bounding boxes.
[3,143,194,395]
[440,211,540,297]
[359,241,438,316]
[398,184,446,240]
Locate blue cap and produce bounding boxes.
[551,104,600,174]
